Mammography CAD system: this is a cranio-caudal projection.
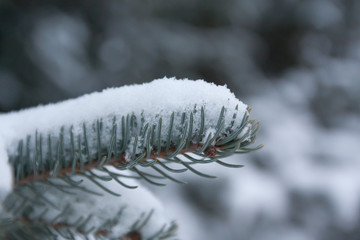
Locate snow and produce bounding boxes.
[26,169,171,238]
[0,77,249,238]
[0,140,12,205]
[0,77,247,158]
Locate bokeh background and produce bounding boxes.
[1,1,360,239]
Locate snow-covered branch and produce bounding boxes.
[0,78,262,239]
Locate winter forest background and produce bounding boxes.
[0,1,359,239]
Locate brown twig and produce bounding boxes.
[120,231,142,240]
[15,143,218,186]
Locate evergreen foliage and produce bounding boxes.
[0,82,262,239]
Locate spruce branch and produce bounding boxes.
[9,105,261,193]
[0,78,263,239]
[0,208,177,240]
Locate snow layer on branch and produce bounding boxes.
[0,140,12,205]
[21,169,172,239]
[0,77,247,159]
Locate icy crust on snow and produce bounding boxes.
[0,77,247,160]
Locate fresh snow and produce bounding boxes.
[0,77,247,153]
[27,169,171,238]
[0,77,248,239]
[0,77,247,201]
[0,139,12,205]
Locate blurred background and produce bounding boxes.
[1,0,360,239]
